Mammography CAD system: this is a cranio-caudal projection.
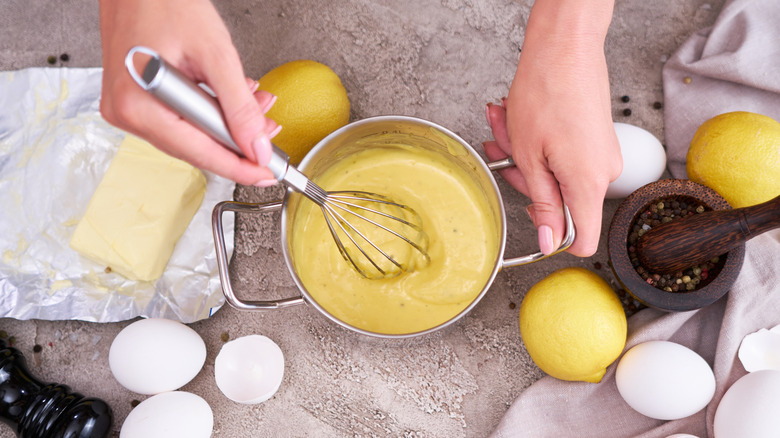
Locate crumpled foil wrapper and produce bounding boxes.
[0,67,234,323]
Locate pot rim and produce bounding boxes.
[279,115,507,339]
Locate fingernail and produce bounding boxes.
[249,80,260,93]
[525,204,535,221]
[262,94,278,113]
[268,123,283,139]
[254,178,278,188]
[485,103,493,129]
[538,225,555,255]
[252,134,272,166]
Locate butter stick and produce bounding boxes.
[70,135,206,281]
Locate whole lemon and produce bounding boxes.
[519,267,627,383]
[687,111,780,208]
[258,60,350,164]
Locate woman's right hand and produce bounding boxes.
[99,0,280,186]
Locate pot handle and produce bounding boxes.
[212,200,305,310]
[487,158,577,269]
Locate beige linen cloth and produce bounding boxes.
[491,0,780,437]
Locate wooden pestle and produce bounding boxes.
[636,195,780,274]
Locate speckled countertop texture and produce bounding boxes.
[1,0,725,436]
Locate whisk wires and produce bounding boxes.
[320,191,430,279]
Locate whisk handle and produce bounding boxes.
[124,46,290,182]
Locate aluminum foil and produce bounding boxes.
[0,67,234,323]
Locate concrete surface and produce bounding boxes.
[0,0,726,436]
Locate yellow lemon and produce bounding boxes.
[687,111,780,208]
[257,60,350,164]
[519,267,627,383]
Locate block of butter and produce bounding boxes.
[69,135,206,281]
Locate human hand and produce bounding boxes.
[483,0,621,257]
[99,0,279,186]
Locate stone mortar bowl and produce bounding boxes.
[608,179,745,312]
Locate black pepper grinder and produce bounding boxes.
[0,338,112,438]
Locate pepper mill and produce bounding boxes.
[0,338,113,438]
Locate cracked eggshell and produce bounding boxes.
[714,370,780,438]
[606,123,667,199]
[738,324,780,372]
[215,335,285,404]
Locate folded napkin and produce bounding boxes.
[491,0,780,436]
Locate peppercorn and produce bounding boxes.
[622,108,632,116]
[33,344,43,353]
[653,101,663,110]
[509,302,516,310]
[60,53,70,62]
[628,195,722,293]
[221,332,230,342]
[621,95,630,103]
[46,55,56,65]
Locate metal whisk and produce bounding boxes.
[125,47,430,279]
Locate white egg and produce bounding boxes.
[215,335,285,404]
[714,370,780,438]
[616,341,715,420]
[120,391,212,438]
[606,122,667,199]
[109,318,206,395]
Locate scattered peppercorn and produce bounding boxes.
[653,101,663,110]
[220,332,230,343]
[684,77,692,84]
[621,95,630,103]
[622,108,632,116]
[7,336,15,346]
[105,266,112,274]
[509,301,516,310]
[60,53,70,62]
[130,400,141,408]
[47,55,57,65]
[33,344,43,353]
[593,261,602,270]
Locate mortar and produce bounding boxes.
[608,179,745,312]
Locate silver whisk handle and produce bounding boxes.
[124,46,290,183]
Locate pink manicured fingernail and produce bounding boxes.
[538,225,555,255]
[268,124,283,139]
[254,178,278,188]
[485,103,493,129]
[248,80,260,93]
[262,95,278,113]
[252,134,272,166]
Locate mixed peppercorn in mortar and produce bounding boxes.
[628,196,725,292]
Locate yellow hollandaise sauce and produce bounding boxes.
[289,143,499,335]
